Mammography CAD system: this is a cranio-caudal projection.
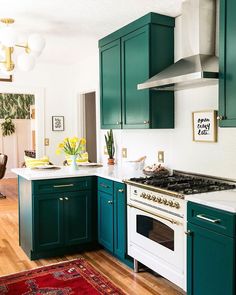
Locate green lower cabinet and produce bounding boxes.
[64,191,92,246]
[98,191,114,252]
[97,178,132,266]
[34,194,64,251]
[113,182,126,259]
[187,202,236,295]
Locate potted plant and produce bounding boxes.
[105,129,115,165]
[1,116,15,137]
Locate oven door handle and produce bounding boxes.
[127,204,182,225]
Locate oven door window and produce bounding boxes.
[137,215,174,251]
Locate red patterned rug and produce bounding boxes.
[0,258,126,295]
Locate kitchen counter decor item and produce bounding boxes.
[105,129,115,165]
[143,163,169,176]
[56,137,86,171]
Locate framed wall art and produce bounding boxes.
[52,116,64,131]
[192,110,217,142]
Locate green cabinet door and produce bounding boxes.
[100,39,122,129]
[219,0,236,127]
[113,182,126,259]
[98,191,114,252]
[64,191,92,246]
[187,223,235,295]
[34,194,64,251]
[121,26,150,129]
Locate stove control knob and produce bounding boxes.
[168,200,174,207]
[147,194,152,200]
[140,193,146,198]
[151,196,157,202]
[158,198,163,203]
[163,198,168,205]
[174,202,180,209]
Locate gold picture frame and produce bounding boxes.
[192,110,217,142]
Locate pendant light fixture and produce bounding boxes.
[0,18,45,76]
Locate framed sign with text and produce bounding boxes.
[192,110,217,142]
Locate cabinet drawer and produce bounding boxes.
[33,177,92,195]
[187,202,236,237]
[98,177,113,194]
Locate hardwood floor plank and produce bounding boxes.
[0,178,185,294]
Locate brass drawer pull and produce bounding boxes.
[196,214,221,224]
[53,184,74,188]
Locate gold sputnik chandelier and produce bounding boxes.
[0,18,45,75]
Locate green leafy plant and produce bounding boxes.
[1,116,15,137]
[105,129,115,159]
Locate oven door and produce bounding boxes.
[127,204,184,273]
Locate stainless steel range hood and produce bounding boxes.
[138,0,219,91]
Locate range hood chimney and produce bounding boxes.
[138,0,218,91]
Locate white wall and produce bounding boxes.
[0,62,76,169]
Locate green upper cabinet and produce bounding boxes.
[100,40,122,129]
[99,12,175,129]
[219,0,236,127]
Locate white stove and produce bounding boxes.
[125,171,236,291]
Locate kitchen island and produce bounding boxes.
[12,165,143,261]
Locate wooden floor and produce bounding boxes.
[0,178,185,295]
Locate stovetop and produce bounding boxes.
[129,172,236,195]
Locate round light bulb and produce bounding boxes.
[17,53,36,71]
[28,33,45,54]
[0,26,17,47]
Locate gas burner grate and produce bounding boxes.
[129,173,236,195]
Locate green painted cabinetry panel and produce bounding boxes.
[34,194,64,251]
[187,202,236,295]
[219,0,236,127]
[113,182,126,259]
[64,191,92,246]
[99,12,175,130]
[98,190,114,252]
[97,178,132,266]
[100,40,122,129]
[122,26,150,128]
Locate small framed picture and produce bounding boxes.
[52,116,64,131]
[192,110,217,142]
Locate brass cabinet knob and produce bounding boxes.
[143,120,149,124]
[64,197,69,201]
[116,121,122,125]
[185,230,192,236]
[59,197,63,201]
[108,200,113,204]
[217,115,224,120]
[118,189,124,193]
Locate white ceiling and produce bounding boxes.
[0,0,183,64]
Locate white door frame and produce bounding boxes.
[0,85,45,158]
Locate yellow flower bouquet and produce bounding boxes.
[56,137,86,156]
[56,137,86,171]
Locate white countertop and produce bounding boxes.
[185,189,236,213]
[12,166,236,213]
[11,165,144,183]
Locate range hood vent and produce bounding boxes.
[138,0,219,91]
